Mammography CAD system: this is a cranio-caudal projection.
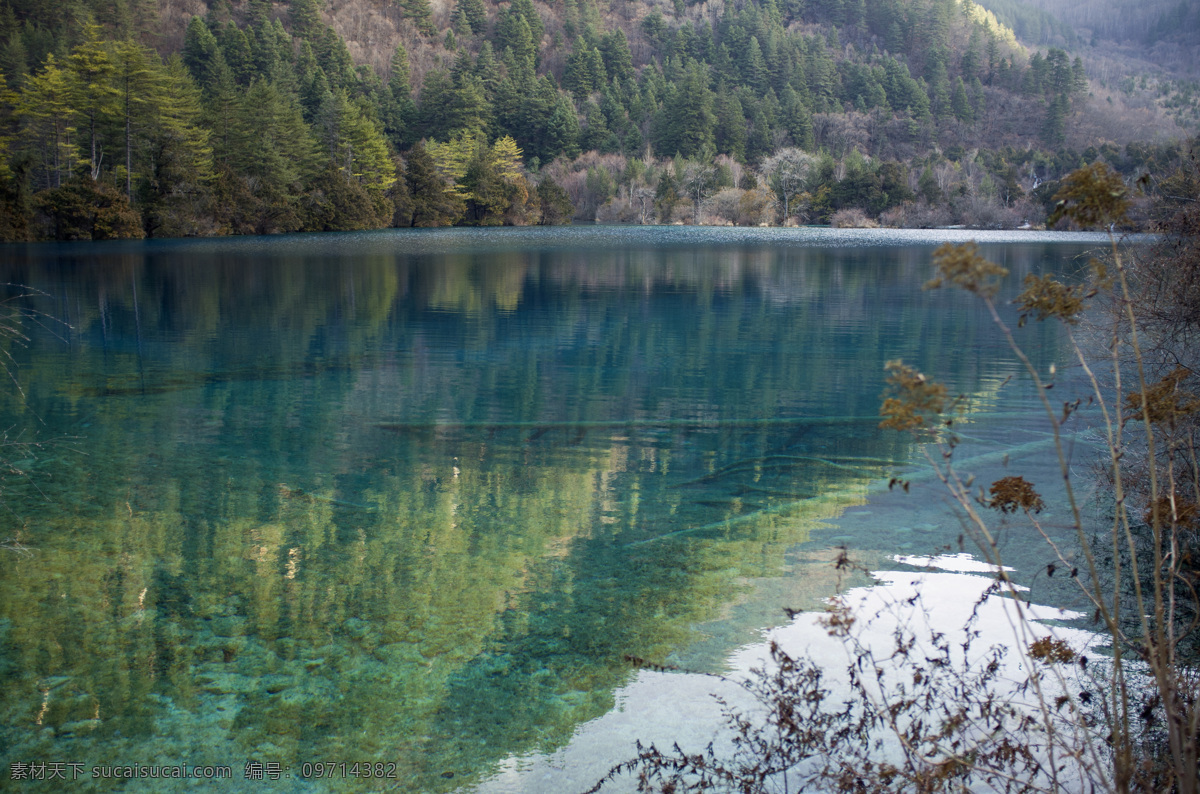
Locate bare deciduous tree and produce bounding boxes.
[760,148,816,224]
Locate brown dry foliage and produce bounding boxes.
[1016,273,1087,326]
[1124,366,1200,426]
[1047,161,1130,229]
[879,360,952,433]
[926,242,1009,298]
[987,476,1047,514]
[1143,494,1200,530]
[1029,637,1077,665]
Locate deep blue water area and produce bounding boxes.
[0,226,1114,791]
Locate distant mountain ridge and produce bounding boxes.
[973,0,1199,74]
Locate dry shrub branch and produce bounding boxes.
[592,156,1200,793]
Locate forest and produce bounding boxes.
[0,0,1194,239]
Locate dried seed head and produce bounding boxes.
[1143,495,1200,529]
[926,242,1009,298]
[1048,162,1129,229]
[1030,636,1077,665]
[1016,273,1087,326]
[988,476,1046,514]
[1125,366,1199,426]
[880,360,951,432]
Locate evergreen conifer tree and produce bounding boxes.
[404,140,464,226]
[66,27,118,181]
[455,0,487,35]
[289,0,323,40]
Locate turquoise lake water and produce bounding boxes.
[0,226,1113,791]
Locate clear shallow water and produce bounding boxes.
[0,227,1111,791]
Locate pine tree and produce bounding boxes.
[385,159,413,225]
[622,126,642,157]
[599,87,629,137]
[970,76,986,119]
[877,160,913,208]
[509,0,544,46]
[66,27,118,181]
[220,23,253,85]
[917,165,941,203]
[1042,91,1068,148]
[1071,56,1087,98]
[404,140,464,226]
[289,0,324,40]
[247,0,271,27]
[382,44,414,149]
[654,165,679,221]
[474,42,501,96]
[562,0,579,41]
[886,21,904,55]
[314,27,355,90]
[743,36,768,93]
[884,58,930,119]
[16,53,78,189]
[1045,48,1071,97]
[141,55,215,235]
[584,47,605,89]
[951,76,973,124]
[455,0,487,36]
[563,44,599,99]
[744,105,772,163]
[999,162,1023,206]
[384,44,409,96]
[536,178,572,224]
[599,30,635,86]
[496,11,536,75]
[449,4,469,38]
[230,78,316,197]
[780,85,813,150]
[112,40,160,199]
[928,59,952,119]
[446,75,490,136]
[579,100,610,153]
[661,60,715,160]
[961,28,983,81]
[202,51,239,164]
[182,16,222,90]
[491,135,523,177]
[713,87,746,161]
[149,55,212,182]
[417,69,455,140]
[805,38,837,111]
[300,65,330,122]
[460,146,508,224]
[316,90,395,192]
[401,0,436,38]
[248,21,282,80]
[543,89,580,160]
[1024,52,1046,96]
[425,130,477,195]
[641,10,667,50]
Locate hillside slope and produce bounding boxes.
[0,0,1192,238]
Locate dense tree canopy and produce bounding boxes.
[0,0,1186,238]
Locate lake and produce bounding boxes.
[0,226,1112,791]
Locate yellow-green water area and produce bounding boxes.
[0,227,1113,792]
